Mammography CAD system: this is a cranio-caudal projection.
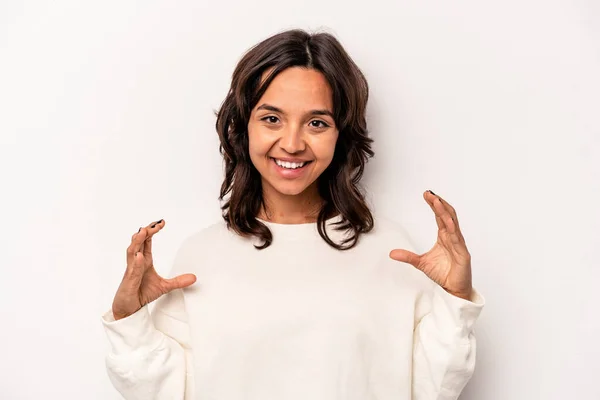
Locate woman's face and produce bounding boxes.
[247,67,339,199]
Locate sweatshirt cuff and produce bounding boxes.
[432,285,485,336]
[101,305,163,355]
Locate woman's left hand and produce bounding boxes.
[389,190,473,301]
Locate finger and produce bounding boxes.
[389,249,421,269]
[436,196,460,231]
[435,197,466,243]
[127,227,146,266]
[432,199,468,249]
[430,197,455,234]
[423,191,446,231]
[426,191,462,236]
[425,192,470,256]
[126,219,163,265]
[123,250,146,288]
[143,219,165,256]
[162,273,197,292]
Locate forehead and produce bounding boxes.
[257,67,333,111]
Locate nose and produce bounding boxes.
[278,124,306,154]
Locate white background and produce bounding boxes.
[1,1,599,399]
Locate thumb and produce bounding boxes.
[163,273,197,293]
[389,249,421,269]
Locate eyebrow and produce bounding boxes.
[256,103,334,119]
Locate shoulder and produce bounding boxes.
[177,218,247,253]
[181,219,229,246]
[366,214,436,291]
[168,218,246,274]
[362,213,419,254]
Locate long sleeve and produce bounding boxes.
[101,288,193,399]
[412,283,485,400]
[101,234,199,400]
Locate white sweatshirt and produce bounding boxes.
[101,215,484,400]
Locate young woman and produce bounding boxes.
[102,29,484,400]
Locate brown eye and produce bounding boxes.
[262,116,280,124]
[310,120,329,128]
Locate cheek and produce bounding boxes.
[247,126,267,156]
[247,126,277,173]
[315,133,339,164]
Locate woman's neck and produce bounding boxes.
[258,184,323,224]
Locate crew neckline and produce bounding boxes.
[255,214,345,241]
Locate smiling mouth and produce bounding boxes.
[270,157,314,170]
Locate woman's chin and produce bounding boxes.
[272,184,309,197]
[264,178,313,197]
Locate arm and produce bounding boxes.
[388,190,486,399]
[101,223,198,400]
[412,283,485,399]
[101,288,193,399]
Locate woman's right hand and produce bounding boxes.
[111,219,197,321]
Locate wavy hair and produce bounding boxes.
[215,29,374,250]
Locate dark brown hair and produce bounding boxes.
[215,29,374,250]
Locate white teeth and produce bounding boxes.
[274,159,306,169]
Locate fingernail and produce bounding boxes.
[137,227,141,233]
[428,190,437,196]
